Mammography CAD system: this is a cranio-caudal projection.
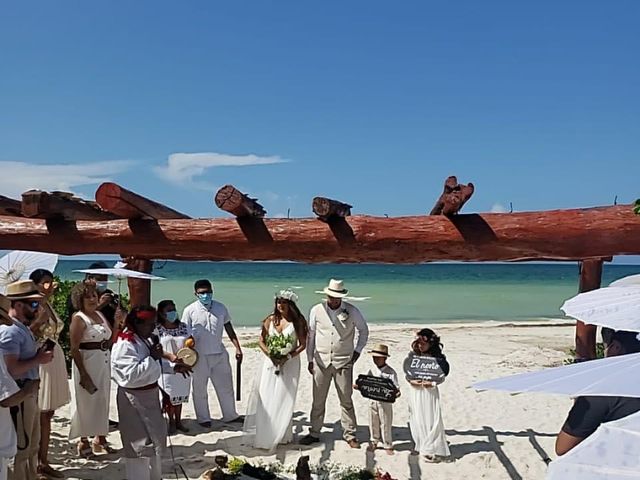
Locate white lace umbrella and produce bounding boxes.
[560,285,640,333]
[547,410,640,479]
[472,352,640,397]
[73,262,165,296]
[0,250,59,294]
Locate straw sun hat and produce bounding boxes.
[5,280,44,301]
[321,279,349,298]
[368,343,390,358]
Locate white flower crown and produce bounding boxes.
[275,289,299,303]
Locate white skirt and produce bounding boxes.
[243,353,300,451]
[69,349,111,439]
[408,384,450,456]
[38,342,71,411]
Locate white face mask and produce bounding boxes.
[96,281,108,292]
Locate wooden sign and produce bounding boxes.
[355,374,399,403]
[403,353,447,384]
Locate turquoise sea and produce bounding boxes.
[54,261,640,327]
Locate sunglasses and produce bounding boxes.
[30,301,40,310]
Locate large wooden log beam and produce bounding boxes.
[95,182,190,219]
[0,205,637,263]
[312,197,352,221]
[21,190,118,221]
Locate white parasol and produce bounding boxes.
[547,410,640,479]
[0,250,59,294]
[560,285,640,333]
[472,352,640,397]
[73,261,165,297]
[609,274,640,288]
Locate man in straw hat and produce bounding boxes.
[300,279,369,448]
[0,281,53,480]
[0,294,41,480]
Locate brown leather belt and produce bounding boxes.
[79,340,111,351]
[125,382,158,391]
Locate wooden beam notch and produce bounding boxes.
[430,176,475,216]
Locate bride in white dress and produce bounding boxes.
[243,289,308,451]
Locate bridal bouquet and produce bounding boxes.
[266,333,294,375]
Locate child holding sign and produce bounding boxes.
[406,328,450,462]
[359,344,400,455]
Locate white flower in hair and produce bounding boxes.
[276,289,299,303]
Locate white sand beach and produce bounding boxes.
[51,321,576,480]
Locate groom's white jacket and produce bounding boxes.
[308,301,369,369]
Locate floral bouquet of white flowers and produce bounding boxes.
[266,333,294,375]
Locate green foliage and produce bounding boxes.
[51,277,79,372]
[227,458,246,475]
[564,342,605,364]
[634,199,640,215]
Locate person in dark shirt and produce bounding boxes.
[555,330,640,456]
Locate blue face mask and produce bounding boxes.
[165,311,178,322]
[197,292,213,305]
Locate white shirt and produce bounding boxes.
[367,363,399,388]
[111,333,172,389]
[182,300,231,355]
[306,300,369,363]
[0,356,18,458]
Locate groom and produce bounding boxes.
[300,279,369,448]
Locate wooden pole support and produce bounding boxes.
[430,176,475,216]
[95,182,190,219]
[214,185,266,217]
[122,256,153,307]
[574,258,605,361]
[312,197,352,221]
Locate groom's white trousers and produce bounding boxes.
[192,350,238,423]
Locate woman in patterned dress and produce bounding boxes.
[156,299,193,434]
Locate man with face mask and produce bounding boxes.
[0,281,54,480]
[181,279,243,427]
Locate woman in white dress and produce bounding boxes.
[156,299,193,434]
[243,289,308,451]
[406,328,451,462]
[68,282,122,457]
[28,269,71,479]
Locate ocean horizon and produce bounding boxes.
[53,261,640,328]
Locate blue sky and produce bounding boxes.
[1,1,639,261]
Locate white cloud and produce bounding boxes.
[490,203,509,213]
[0,160,131,199]
[154,152,288,188]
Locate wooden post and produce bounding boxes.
[21,190,118,220]
[312,197,352,222]
[430,176,475,216]
[96,182,190,219]
[215,185,266,217]
[0,196,22,217]
[575,258,604,360]
[122,257,153,307]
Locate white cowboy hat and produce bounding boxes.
[322,279,349,298]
